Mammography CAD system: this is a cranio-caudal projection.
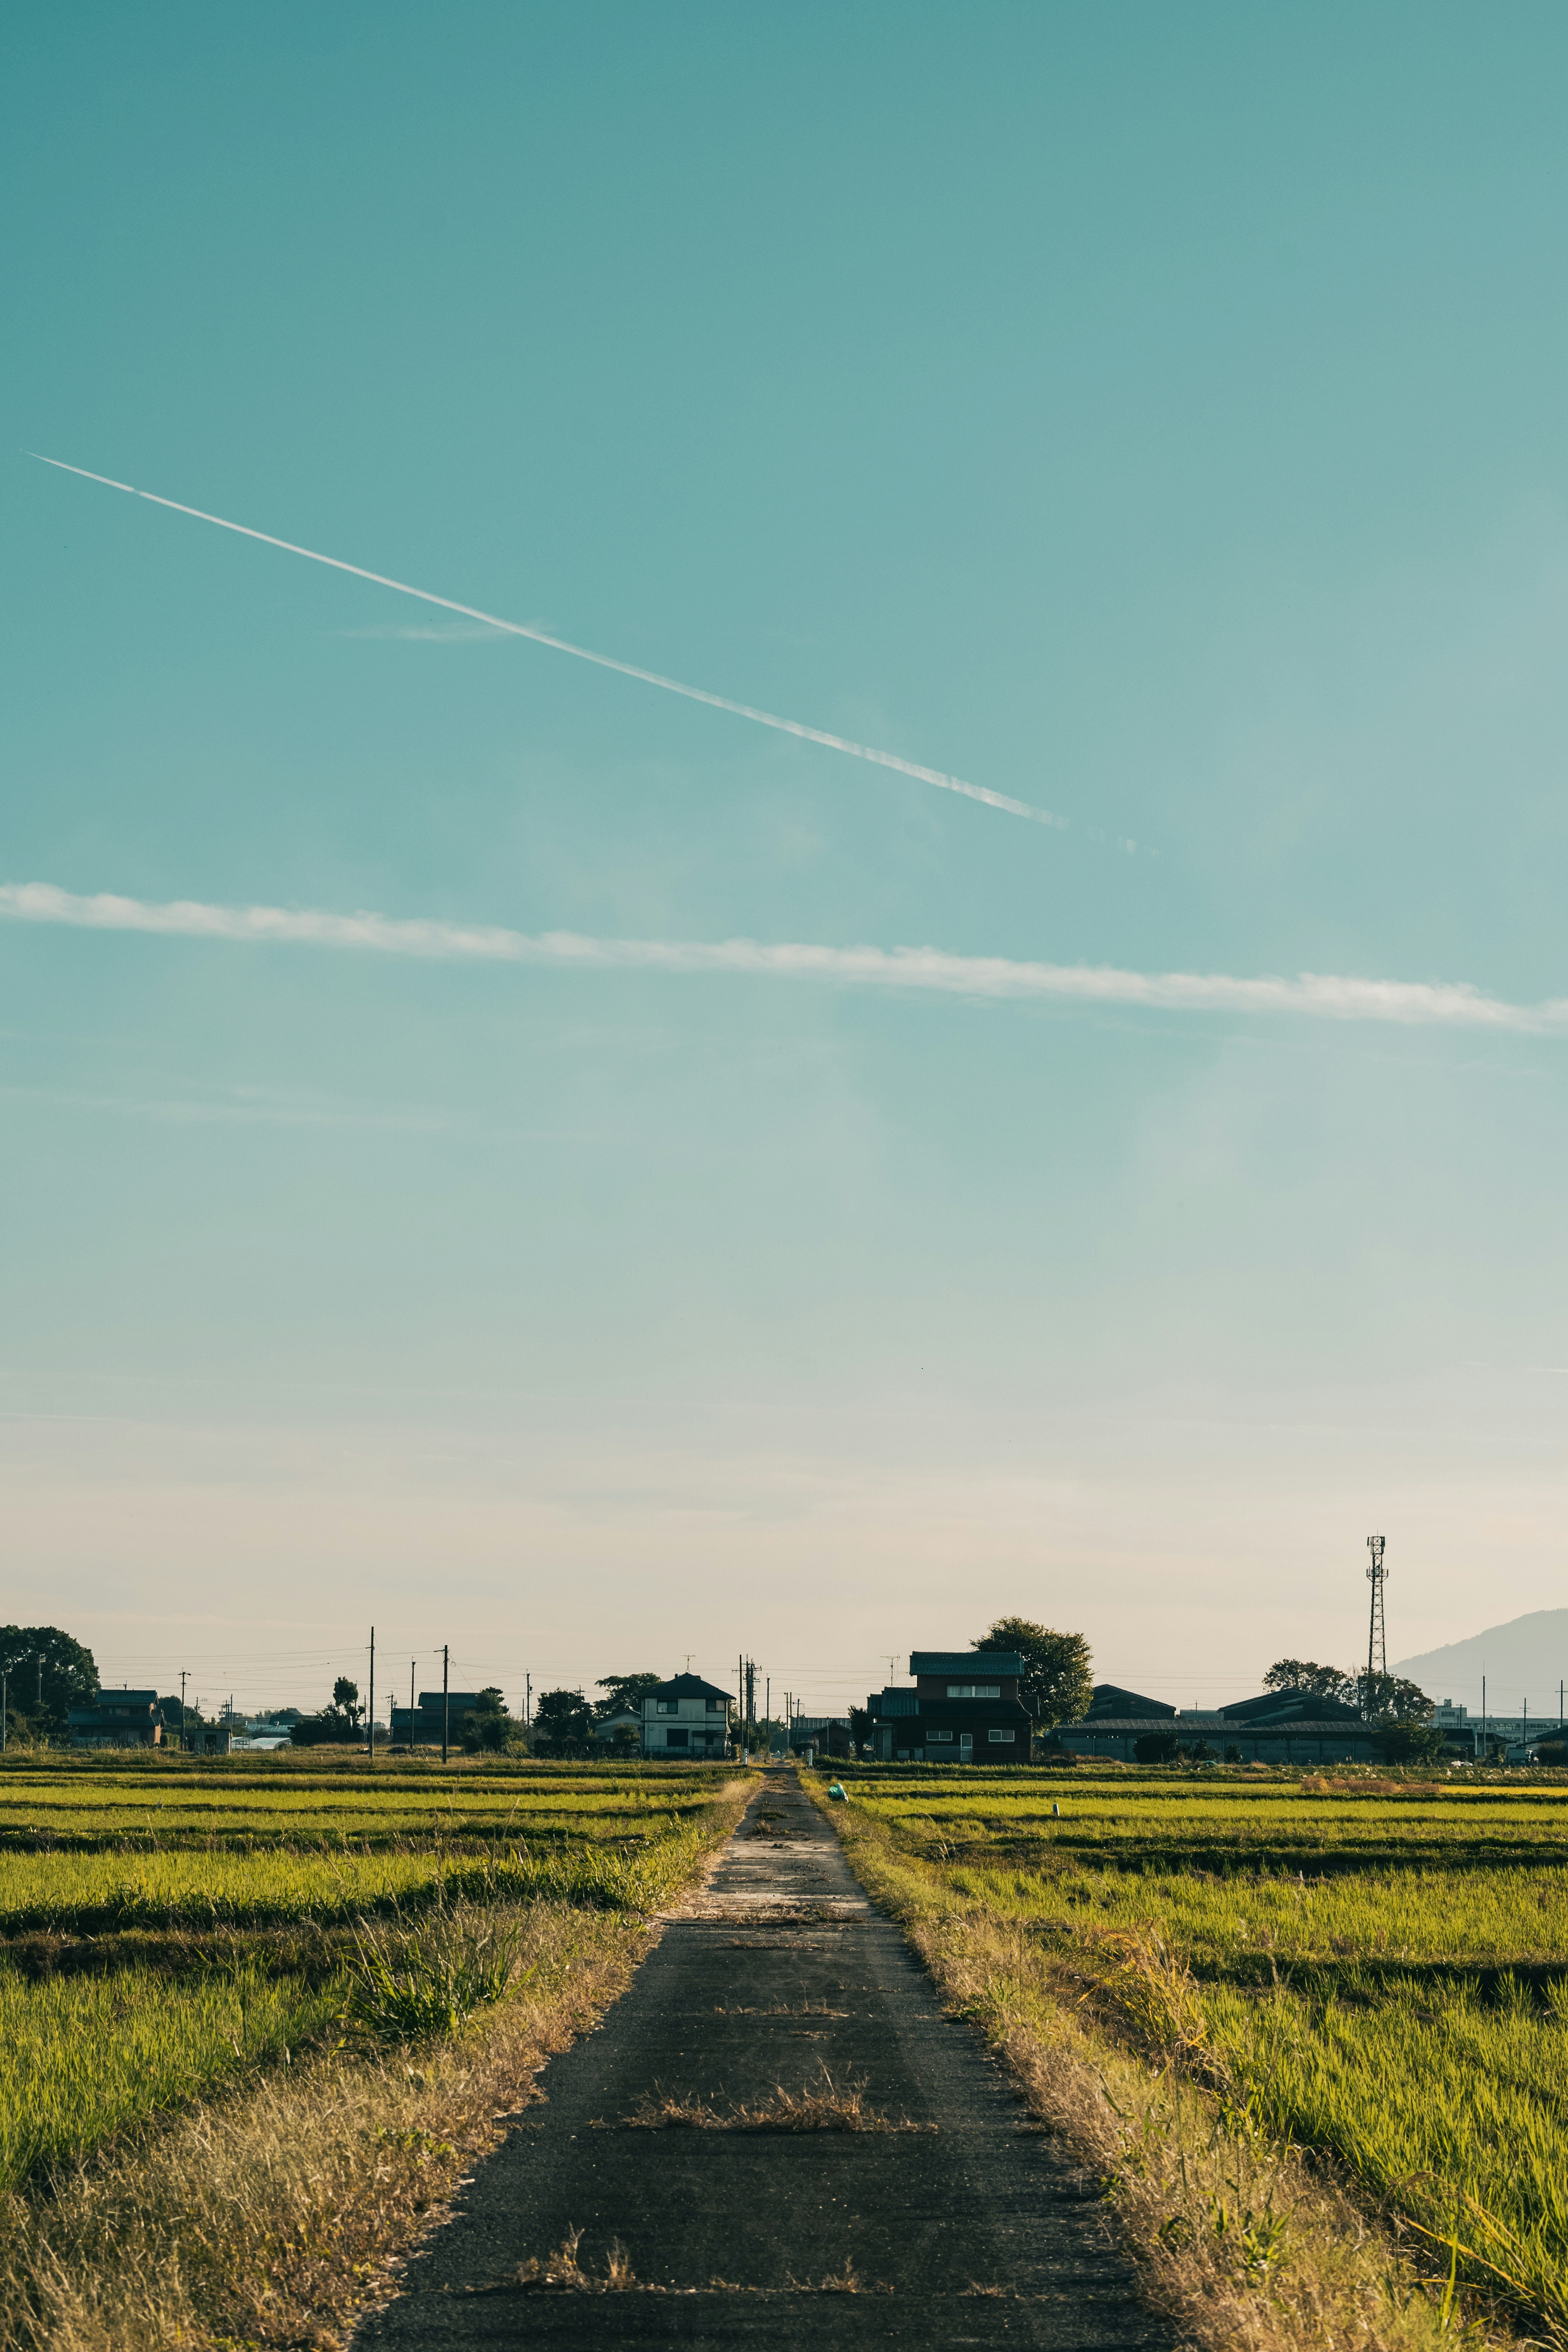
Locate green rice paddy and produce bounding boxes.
[0,1754,736,2192]
[837,1762,1568,2328]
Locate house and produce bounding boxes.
[641,1673,732,1759]
[790,1715,852,1757]
[866,1652,1033,1763]
[1058,1688,1382,1764]
[593,1709,642,1749]
[68,1689,163,1749]
[1081,1683,1176,1721]
[389,1691,486,1746]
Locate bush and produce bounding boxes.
[1134,1731,1182,1763]
[1372,1719,1449,1765]
[341,1907,525,2040]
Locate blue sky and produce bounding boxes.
[5,2,1568,1719]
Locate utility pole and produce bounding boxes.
[180,1669,188,1750]
[765,1676,770,1757]
[368,1627,375,1766]
[525,1674,532,1727]
[1364,1535,1388,1707]
[2,1670,7,1754]
[737,1653,744,1760]
[442,1644,450,1765]
[745,1658,755,1752]
[410,1661,416,1751]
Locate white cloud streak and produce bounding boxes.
[2,881,1562,1035]
[28,454,1105,840]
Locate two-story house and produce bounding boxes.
[68,1688,164,1749]
[641,1672,732,1759]
[866,1651,1032,1763]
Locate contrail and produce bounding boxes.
[3,880,1558,1034]
[28,453,1099,840]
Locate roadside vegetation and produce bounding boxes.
[814,1760,1568,2352]
[0,1753,747,2352]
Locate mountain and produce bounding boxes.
[1393,1610,1568,1710]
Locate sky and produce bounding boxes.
[4,2,1568,1722]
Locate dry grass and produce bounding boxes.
[621,2066,932,2134]
[814,1783,1518,2352]
[509,2230,637,2292]
[0,1904,642,2352]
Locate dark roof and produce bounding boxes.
[1062,1717,1379,1738]
[70,1689,159,1714]
[909,1652,1025,1677]
[1082,1683,1176,1721]
[646,1673,732,1703]
[415,1692,486,1710]
[1220,1691,1365,1724]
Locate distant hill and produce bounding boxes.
[1393,1610,1568,1709]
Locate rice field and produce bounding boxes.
[0,1759,726,1852]
[0,1755,739,2194]
[831,1762,1568,2332]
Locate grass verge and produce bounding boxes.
[809,1777,1519,2352]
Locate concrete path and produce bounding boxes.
[356,1771,1174,2350]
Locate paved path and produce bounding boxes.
[357,1771,1174,2350]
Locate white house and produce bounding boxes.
[641,1672,732,1759]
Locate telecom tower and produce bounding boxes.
[1365,1534,1389,1695]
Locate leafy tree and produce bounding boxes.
[533,1687,596,1757]
[1372,1719,1449,1764]
[0,1626,98,1736]
[289,1676,368,1746]
[461,1688,522,1755]
[332,1676,365,1725]
[610,1722,641,1755]
[594,1672,662,1721]
[1185,1739,1216,1764]
[848,1705,872,1757]
[1263,1660,1350,1700]
[973,1619,1092,1730]
[1353,1672,1432,1724]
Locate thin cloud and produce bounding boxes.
[2,880,1561,1035]
[28,453,1107,841]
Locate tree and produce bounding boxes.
[610,1722,641,1755]
[1263,1660,1350,1700]
[1372,1719,1448,1764]
[1353,1673,1432,1724]
[594,1673,662,1721]
[332,1677,365,1725]
[0,1625,98,1736]
[532,1687,596,1757]
[973,1619,1093,1730]
[289,1676,367,1747]
[848,1705,872,1757]
[461,1688,522,1755]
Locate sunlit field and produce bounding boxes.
[833,1762,1568,2331]
[0,1756,739,2193]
